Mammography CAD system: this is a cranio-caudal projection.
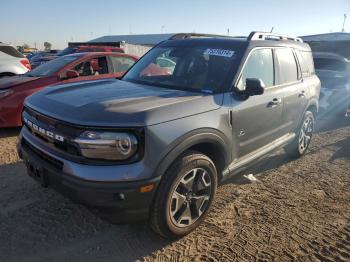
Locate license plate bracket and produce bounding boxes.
[25,159,48,187]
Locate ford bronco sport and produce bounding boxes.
[18,32,320,238]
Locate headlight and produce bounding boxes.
[0,89,14,98]
[73,131,138,161]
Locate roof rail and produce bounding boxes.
[169,33,233,40]
[248,31,303,43]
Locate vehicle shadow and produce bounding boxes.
[0,127,21,138]
[222,149,293,185]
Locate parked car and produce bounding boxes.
[0,43,31,77]
[28,50,60,62]
[31,45,124,68]
[26,51,45,61]
[313,52,350,116]
[0,52,137,127]
[17,32,320,238]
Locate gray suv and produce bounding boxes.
[17,32,320,238]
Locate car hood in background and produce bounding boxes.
[0,76,42,90]
[25,79,223,127]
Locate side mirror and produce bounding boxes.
[65,70,79,79]
[245,78,265,96]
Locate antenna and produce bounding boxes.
[342,14,347,32]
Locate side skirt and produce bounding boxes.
[221,132,296,180]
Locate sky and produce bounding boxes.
[0,0,349,50]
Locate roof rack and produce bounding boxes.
[169,33,233,40]
[248,31,303,42]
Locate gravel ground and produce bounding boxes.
[0,117,349,262]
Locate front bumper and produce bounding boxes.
[17,129,160,219]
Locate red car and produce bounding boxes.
[0,52,138,127]
[31,45,125,68]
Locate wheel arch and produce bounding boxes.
[305,98,319,117]
[154,128,231,182]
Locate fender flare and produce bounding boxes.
[153,128,231,178]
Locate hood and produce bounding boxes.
[0,76,41,90]
[25,79,223,127]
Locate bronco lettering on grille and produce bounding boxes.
[23,117,65,142]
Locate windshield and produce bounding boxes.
[57,47,76,56]
[314,58,346,72]
[123,46,237,93]
[26,56,80,77]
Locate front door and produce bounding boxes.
[232,48,284,158]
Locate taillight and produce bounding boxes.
[20,59,31,71]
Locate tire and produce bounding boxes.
[285,110,315,158]
[149,150,218,239]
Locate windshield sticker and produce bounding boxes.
[204,49,235,58]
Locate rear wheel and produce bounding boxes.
[150,151,217,238]
[285,111,314,158]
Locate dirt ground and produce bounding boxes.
[0,117,349,262]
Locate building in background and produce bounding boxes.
[69,33,174,57]
[301,32,350,58]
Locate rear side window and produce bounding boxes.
[238,48,274,89]
[109,56,136,72]
[295,50,310,77]
[300,51,315,74]
[275,48,298,84]
[313,58,346,72]
[0,46,25,58]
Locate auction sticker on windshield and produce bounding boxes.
[204,49,235,58]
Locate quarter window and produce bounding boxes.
[238,48,274,90]
[275,48,298,84]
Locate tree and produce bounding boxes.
[23,43,29,49]
[44,42,52,51]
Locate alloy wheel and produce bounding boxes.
[169,168,212,228]
[298,116,314,154]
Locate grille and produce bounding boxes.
[22,138,64,170]
[23,106,81,157]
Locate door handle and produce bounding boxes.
[298,90,306,98]
[267,98,282,107]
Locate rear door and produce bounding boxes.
[232,48,284,157]
[275,48,308,134]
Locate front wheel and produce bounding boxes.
[149,151,217,238]
[285,111,315,158]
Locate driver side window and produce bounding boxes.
[73,56,109,77]
[237,48,274,90]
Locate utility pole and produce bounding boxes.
[227,28,230,36]
[270,27,274,33]
[342,14,347,32]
